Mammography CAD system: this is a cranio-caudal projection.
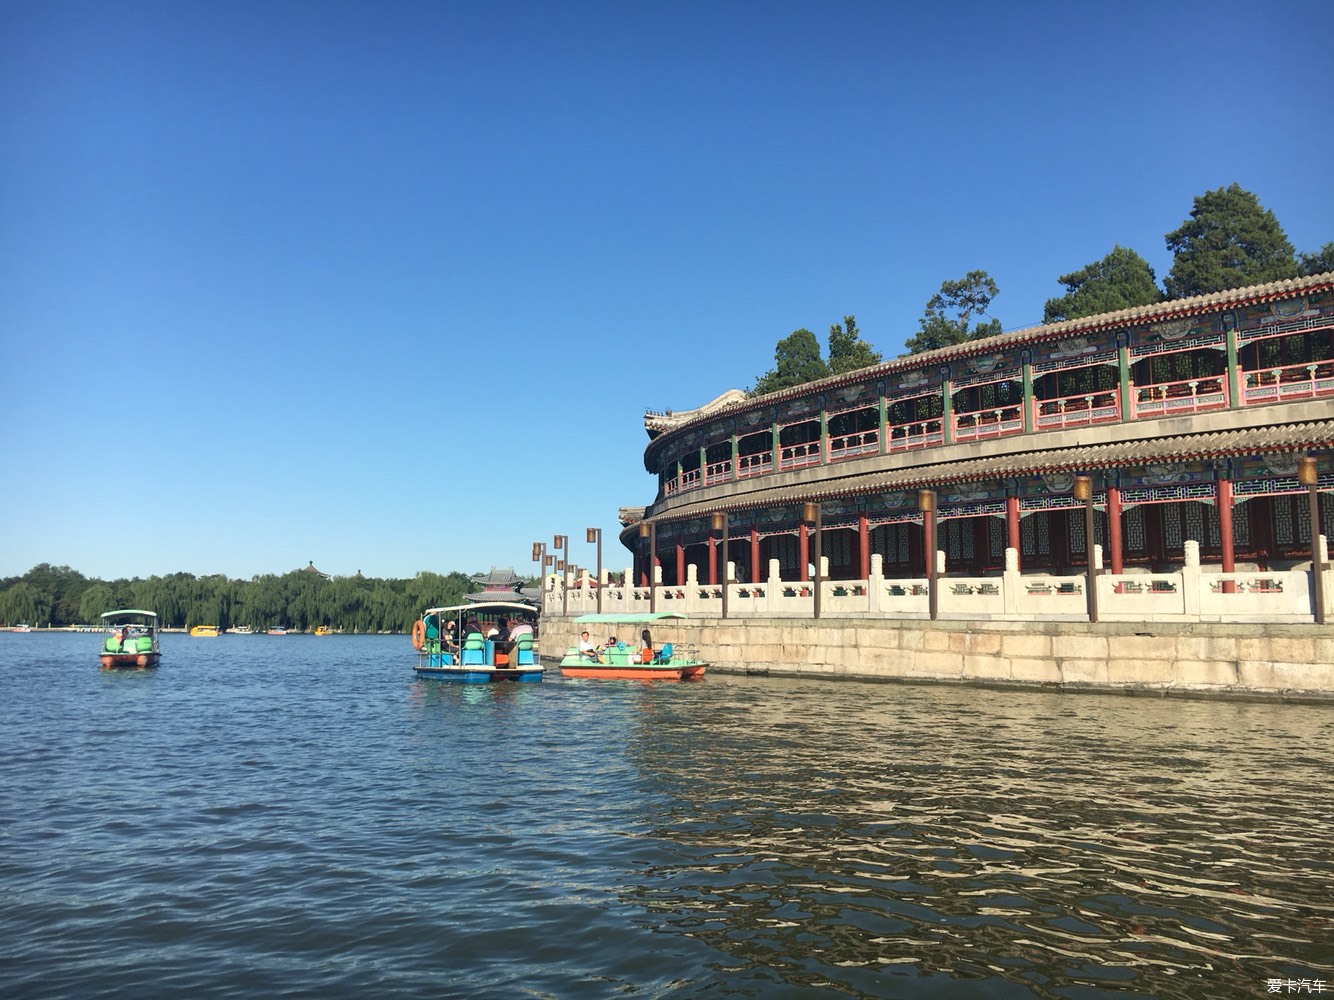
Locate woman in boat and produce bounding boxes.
[640,629,653,663]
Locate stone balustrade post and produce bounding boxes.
[1003,546,1021,615]
[1182,540,1202,617]
[869,553,883,614]
[766,558,782,615]
[686,563,699,613]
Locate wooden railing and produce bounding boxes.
[885,418,945,453]
[1033,389,1121,430]
[1132,375,1228,417]
[736,452,774,479]
[952,405,1024,442]
[827,429,880,462]
[778,441,822,470]
[1241,360,1334,405]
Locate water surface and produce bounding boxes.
[1,632,1330,998]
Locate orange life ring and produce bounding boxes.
[411,619,426,650]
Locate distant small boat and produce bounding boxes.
[313,625,337,636]
[231,625,254,635]
[266,626,288,636]
[190,625,221,637]
[559,613,707,681]
[10,624,33,633]
[100,610,162,670]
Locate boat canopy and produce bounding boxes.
[573,612,687,623]
[99,609,158,622]
[421,601,537,618]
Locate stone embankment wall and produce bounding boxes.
[541,619,1334,701]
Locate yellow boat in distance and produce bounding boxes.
[189,624,221,637]
[313,625,337,636]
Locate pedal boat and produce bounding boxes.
[559,613,706,681]
[412,601,542,683]
[99,609,162,670]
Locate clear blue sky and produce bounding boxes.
[3,0,1331,583]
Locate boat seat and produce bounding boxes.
[515,635,535,665]
[135,636,153,652]
[656,642,673,665]
[104,637,120,652]
[425,624,439,640]
[461,635,486,666]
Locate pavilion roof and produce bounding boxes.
[642,272,1334,463]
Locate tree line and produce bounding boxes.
[751,183,1334,394]
[0,563,517,633]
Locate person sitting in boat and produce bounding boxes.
[640,629,654,664]
[493,617,511,642]
[509,620,533,639]
[578,630,602,663]
[443,620,458,653]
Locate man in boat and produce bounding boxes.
[578,631,603,663]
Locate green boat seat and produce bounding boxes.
[515,634,535,665]
[135,636,153,652]
[104,636,121,653]
[461,635,486,666]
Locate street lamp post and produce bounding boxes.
[1073,475,1099,623]
[553,535,568,616]
[1299,456,1326,625]
[586,527,603,613]
[638,520,656,613]
[802,502,822,619]
[918,489,937,621]
[711,512,730,619]
[531,541,546,613]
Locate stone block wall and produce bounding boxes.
[539,618,1334,700]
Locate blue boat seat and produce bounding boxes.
[515,635,535,665]
[461,635,486,666]
[657,642,673,665]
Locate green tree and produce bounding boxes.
[1043,245,1162,322]
[751,328,828,396]
[1298,242,1334,276]
[0,582,47,626]
[827,315,882,375]
[1163,184,1297,299]
[903,270,1003,355]
[78,583,118,624]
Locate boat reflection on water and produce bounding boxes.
[618,679,1334,996]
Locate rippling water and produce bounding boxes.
[1,632,1330,998]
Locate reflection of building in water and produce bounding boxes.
[621,684,1331,996]
[622,274,1333,585]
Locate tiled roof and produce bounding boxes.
[644,272,1334,459]
[639,419,1334,524]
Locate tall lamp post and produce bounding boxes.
[1299,456,1326,625]
[638,520,657,613]
[802,502,822,619]
[918,489,938,621]
[531,541,546,613]
[553,534,568,616]
[1073,475,1099,623]
[586,527,603,613]
[711,512,730,619]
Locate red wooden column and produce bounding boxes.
[751,528,761,585]
[1107,487,1124,575]
[675,543,685,587]
[1218,479,1236,572]
[1218,478,1236,593]
[1006,496,1020,568]
[799,522,810,582]
[708,535,718,585]
[858,513,870,580]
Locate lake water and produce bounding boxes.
[1,632,1330,998]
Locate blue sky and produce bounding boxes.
[3,0,1331,583]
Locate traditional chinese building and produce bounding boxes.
[623,273,1334,586]
[467,566,540,607]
